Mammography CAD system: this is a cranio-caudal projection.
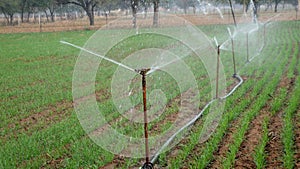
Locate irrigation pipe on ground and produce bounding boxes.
[142,75,243,168]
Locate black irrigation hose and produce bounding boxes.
[139,20,270,167]
[142,75,243,167]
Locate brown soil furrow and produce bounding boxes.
[103,77,240,169]
[265,111,284,169]
[295,109,300,168]
[264,83,290,168]
[234,41,297,169]
[2,88,110,142]
[264,41,299,169]
[233,76,290,168]
[37,76,209,169]
[207,80,255,168]
[206,41,286,168]
[98,88,200,169]
[154,76,245,169]
[234,108,271,169]
[2,101,73,141]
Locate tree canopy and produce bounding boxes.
[0,0,298,26]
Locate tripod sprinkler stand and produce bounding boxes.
[135,68,154,169]
[216,45,220,99]
[246,32,250,62]
[230,37,237,77]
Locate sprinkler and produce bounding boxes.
[61,41,155,168]
[214,37,220,99]
[105,12,108,25]
[263,23,267,47]
[216,45,220,99]
[135,68,154,169]
[246,32,249,62]
[228,28,236,77]
[228,0,237,27]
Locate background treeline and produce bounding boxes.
[0,0,298,26]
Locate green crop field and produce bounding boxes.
[0,20,299,169]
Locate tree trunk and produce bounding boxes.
[44,10,49,22]
[86,9,94,26]
[3,12,9,25]
[21,0,27,23]
[27,12,31,22]
[193,5,196,14]
[50,12,55,22]
[9,14,14,25]
[153,0,159,26]
[21,9,24,23]
[144,5,148,18]
[253,1,258,23]
[48,6,55,22]
[131,0,138,28]
[275,0,280,12]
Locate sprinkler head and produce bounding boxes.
[217,45,221,55]
[232,73,237,78]
[142,162,154,169]
[135,68,151,76]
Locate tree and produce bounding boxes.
[0,0,19,25]
[131,0,138,28]
[58,0,101,25]
[141,0,151,18]
[39,0,57,22]
[153,0,159,26]
[235,0,259,21]
[19,0,27,22]
[175,0,188,14]
[274,0,282,12]
[24,0,39,22]
[175,0,198,14]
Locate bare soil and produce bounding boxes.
[295,109,300,168]
[0,11,297,34]
[207,76,257,169]
[265,111,284,169]
[234,106,271,169]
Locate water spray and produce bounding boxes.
[61,41,155,168]
[60,41,136,73]
[227,27,237,77]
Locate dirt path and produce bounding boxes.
[295,109,300,168]
[234,41,296,169]
[207,80,259,169]
[265,111,284,169]
[234,104,271,169]
[264,41,299,169]
[0,11,297,34]
[1,88,110,142]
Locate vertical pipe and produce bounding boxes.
[39,14,42,32]
[231,37,236,77]
[264,24,266,46]
[138,68,151,168]
[142,73,149,164]
[105,12,108,25]
[38,13,41,25]
[229,0,237,27]
[246,32,249,62]
[216,45,220,99]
